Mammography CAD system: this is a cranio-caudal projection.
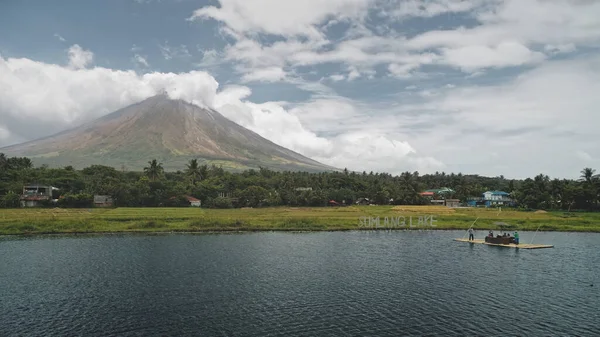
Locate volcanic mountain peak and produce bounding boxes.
[0,94,338,172]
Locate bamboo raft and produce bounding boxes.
[454,238,554,249]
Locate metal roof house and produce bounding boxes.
[467,190,515,207]
[20,184,60,207]
[185,196,201,207]
[419,188,457,206]
[483,190,510,200]
[419,187,455,197]
[94,195,114,207]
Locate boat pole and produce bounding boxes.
[530,223,543,244]
[462,217,479,239]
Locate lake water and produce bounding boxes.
[1,230,599,336]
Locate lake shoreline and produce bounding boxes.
[2,226,600,238]
[2,205,600,235]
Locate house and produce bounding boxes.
[483,190,515,207]
[328,200,341,206]
[185,196,201,207]
[217,192,239,203]
[420,187,456,205]
[168,195,202,207]
[445,199,460,208]
[467,190,514,207]
[483,190,510,201]
[355,197,370,205]
[94,195,113,207]
[420,187,455,198]
[419,191,435,198]
[20,184,59,207]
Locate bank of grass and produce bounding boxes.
[1,205,600,235]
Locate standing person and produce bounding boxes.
[514,231,519,245]
[468,227,474,241]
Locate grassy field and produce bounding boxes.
[1,205,600,235]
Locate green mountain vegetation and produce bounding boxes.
[0,94,337,173]
[1,153,599,211]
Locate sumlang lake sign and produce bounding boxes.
[358,215,437,229]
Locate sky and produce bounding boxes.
[1,0,599,179]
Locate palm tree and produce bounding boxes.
[398,171,420,204]
[579,168,600,210]
[144,159,163,182]
[185,159,201,185]
[579,168,596,184]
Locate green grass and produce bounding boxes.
[1,205,600,235]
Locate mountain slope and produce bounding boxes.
[0,94,338,172]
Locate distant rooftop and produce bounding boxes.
[484,190,510,195]
[424,187,455,194]
[24,184,59,190]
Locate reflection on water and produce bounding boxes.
[1,231,598,336]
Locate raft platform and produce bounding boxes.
[454,238,553,249]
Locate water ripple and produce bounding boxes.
[0,231,598,336]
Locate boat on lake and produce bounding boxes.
[454,222,553,249]
[484,222,518,244]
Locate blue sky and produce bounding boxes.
[1,0,600,179]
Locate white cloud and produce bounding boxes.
[131,44,142,53]
[218,99,335,158]
[328,74,346,82]
[396,56,600,178]
[212,87,439,173]
[54,33,66,42]
[439,41,546,71]
[407,0,600,50]
[403,0,600,72]
[67,44,93,69]
[310,131,445,174]
[132,54,150,67]
[544,43,576,55]
[222,34,440,82]
[184,0,600,88]
[388,63,419,78]
[0,52,440,174]
[385,0,489,18]
[0,125,9,140]
[196,49,222,68]
[189,0,372,40]
[0,53,217,127]
[158,42,191,60]
[240,66,287,82]
[190,0,600,82]
[576,150,593,162]
[288,98,363,132]
[439,58,600,132]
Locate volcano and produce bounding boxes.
[0,94,337,172]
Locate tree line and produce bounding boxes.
[1,154,599,211]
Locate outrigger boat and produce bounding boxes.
[454,221,554,249]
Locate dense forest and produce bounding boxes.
[1,153,599,211]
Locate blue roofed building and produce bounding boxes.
[467,190,515,207]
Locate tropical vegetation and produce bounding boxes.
[1,153,599,211]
